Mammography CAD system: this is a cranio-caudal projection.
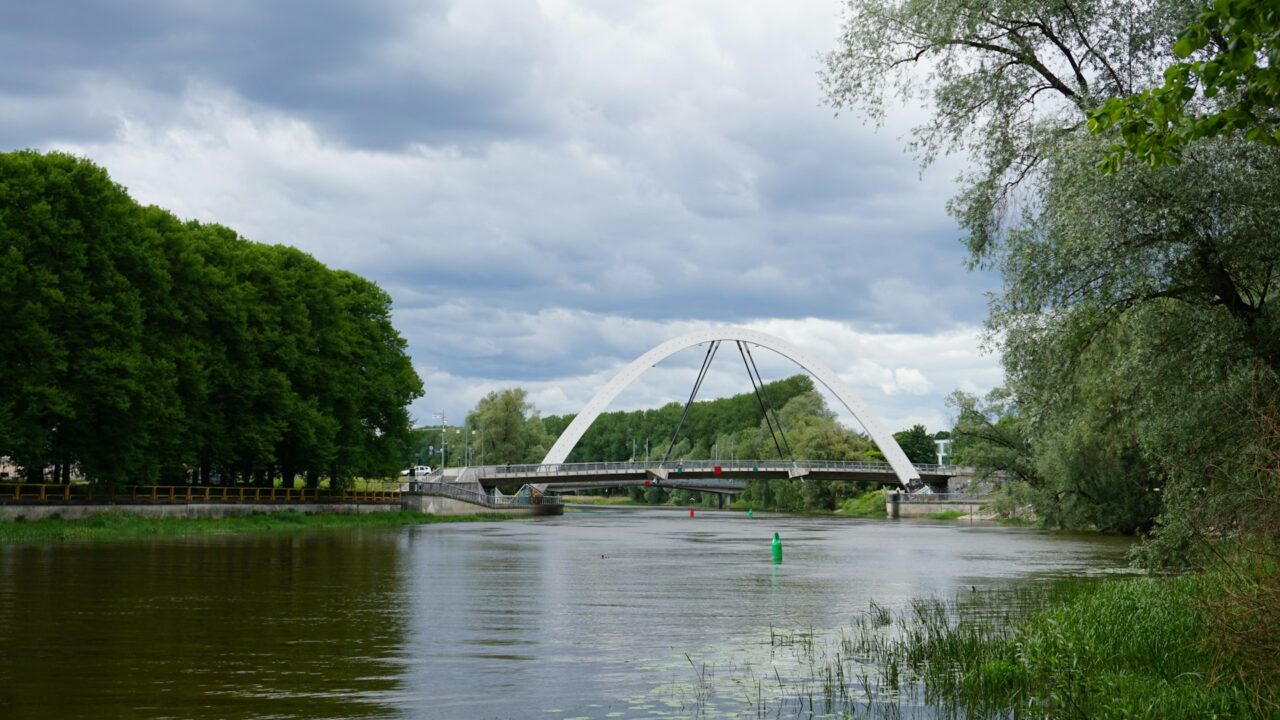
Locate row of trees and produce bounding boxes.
[824,0,1280,555]
[0,151,423,488]
[542,374,818,463]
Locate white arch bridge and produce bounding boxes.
[425,327,975,494]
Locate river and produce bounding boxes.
[0,508,1133,719]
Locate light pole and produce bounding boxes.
[433,413,447,468]
[456,428,469,466]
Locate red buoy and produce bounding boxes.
[714,465,722,474]
[690,508,695,518]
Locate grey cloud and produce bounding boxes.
[1,0,546,149]
[20,0,1007,427]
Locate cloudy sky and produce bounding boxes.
[4,0,1004,437]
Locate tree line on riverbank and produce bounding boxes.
[824,0,1280,566]
[822,0,1280,706]
[0,151,423,489]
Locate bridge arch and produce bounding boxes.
[541,327,921,486]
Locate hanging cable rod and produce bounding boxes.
[661,340,720,463]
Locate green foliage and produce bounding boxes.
[891,424,936,464]
[839,488,886,518]
[1092,0,1280,168]
[465,388,549,464]
[0,151,423,487]
[835,576,1266,718]
[946,388,1037,485]
[827,1,1280,547]
[543,375,818,463]
[823,0,1189,262]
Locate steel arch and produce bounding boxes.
[541,327,921,486]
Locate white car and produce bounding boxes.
[400,465,432,477]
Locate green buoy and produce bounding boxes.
[748,508,754,518]
[771,532,783,564]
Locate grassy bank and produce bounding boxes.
[672,571,1274,718]
[838,488,886,517]
[557,495,646,506]
[838,571,1275,718]
[0,509,513,544]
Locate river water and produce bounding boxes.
[0,508,1132,719]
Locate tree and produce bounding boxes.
[543,375,817,463]
[0,151,157,485]
[823,0,1190,262]
[947,388,1038,485]
[466,389,548,465]
[891,424,936,464]
[1092,0,1280,167]
[824,1,1280,543]
[0,151,423,487]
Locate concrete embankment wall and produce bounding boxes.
[0,502,401,522]
[894,501,994,519]
[886,495,996,519]
[401,494,562,516]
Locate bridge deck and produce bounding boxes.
[434,460,972,489]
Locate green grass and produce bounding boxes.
[557,495,645,506]
[927,509,967,520]
[0,509,514,544]
[838,575,1266,718]
[838,488,886,518]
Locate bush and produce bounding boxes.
[839,488,885,518]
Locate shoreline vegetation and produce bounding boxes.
[682,569,1276,718]
[0,509,515,544]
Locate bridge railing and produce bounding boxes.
[407,482,562,508]
[0,483,401,505]
[475,459,965,477]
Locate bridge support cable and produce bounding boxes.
[744,343,795,461]
[737,342,795,462]
[661,341,721,464]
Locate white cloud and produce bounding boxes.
[12,0,1005,450]
[405,310,1001,435]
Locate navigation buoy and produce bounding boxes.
[748,508,754,519]
[690,507,695,518]
[771,532,783,564]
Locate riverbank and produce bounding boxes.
[730,566,1277,718]
[558,495,647,506]
[0,509,516,544]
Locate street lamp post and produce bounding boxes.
[457,428,470,466]
[433,413,447,468]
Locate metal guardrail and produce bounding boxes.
[1,483,400,505]
[407,482,561,508]
[477,459,966,477]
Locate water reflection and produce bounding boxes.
[0,510,1132,719]
[0,532,409,719]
